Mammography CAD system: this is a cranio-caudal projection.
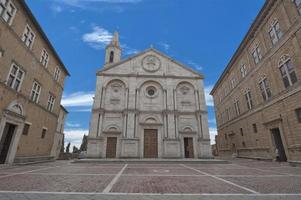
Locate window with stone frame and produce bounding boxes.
[234,100,240,116]
[259,76,272,101]
[230,76,237,89]
[0,0,16,25]
[296,108,301,123]
[244,89,253,110]
[252,123,258,133]
[240,64,248,78]
[41,128,47,139]
[40,49,49,67]
[22,123,30,136]
[54,67,61,81]
[47,94,55,112]
[294,0,301,14]
[240,128,244,136]
[22,25,35,48]
[269,21,283,45]
[279,56,298,88]
[7,63,24,91]
[30,81,41,103]
[252,46,262,64]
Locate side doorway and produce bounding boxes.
[106,137,117,158]
[0,123,17,164]
[271,128,287,162]
[184,137,194,158]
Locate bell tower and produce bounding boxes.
[105,31,121,65]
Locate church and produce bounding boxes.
[87,32,212,159]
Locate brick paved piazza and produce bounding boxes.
[0,159,301,200]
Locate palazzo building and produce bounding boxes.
[211,0,301,163]
[87,33,212,159]
[0,0,69,164]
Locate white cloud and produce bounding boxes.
[69,108,92,112]
[64,129,88,148]
[82,26,113,49]
[158,42,170,51]
[121,44,139,56]
[204,85,214,107]
[62,91,94,107]
[209,127,217,144]
[50,5,63,13]
[54,0,143,10]
[66,122,81,128]
[187,61,202,71]
[208,118,216,124]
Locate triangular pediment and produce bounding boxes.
[97,48,203,78]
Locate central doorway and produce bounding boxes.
[271,128,287,162]
[184,137,194,158]
[106,137,117,158]
[144,129,158,158]
[0,123,16,164]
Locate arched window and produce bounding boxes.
[109,51,114,63]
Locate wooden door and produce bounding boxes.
[106,137,117,158]
[184,138,194,158]
[0,123,16,164]
[144,129,158,158]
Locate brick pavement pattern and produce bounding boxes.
[0,158,301,199]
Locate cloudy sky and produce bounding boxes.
[27,0,264,148]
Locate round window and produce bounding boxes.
[146,86,156,97]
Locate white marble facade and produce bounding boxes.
[87,32,212,159]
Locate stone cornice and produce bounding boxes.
[93,108,208,115]
[97,73,203,80]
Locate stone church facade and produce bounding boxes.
[87,33,212,159]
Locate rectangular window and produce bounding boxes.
[0,0,16,25]
[279,59,298,88]
[41,128,47,139]
[234,100,240,116]
[252,46,262,64]
[259,77,272,101]
[22,25,35,48]
[30,81,41,103]
[54,67,61,81]
[240,64,247,78]
[296,108,301,123]
[7,63,24,91]
[245,90,253,110]
[40,49,49,67]
[47,94,55,111]
[22,123,30,136]
[269,22,283,45]
[240,128,243,136]
[295,0,301,14]
[252,123,258,133]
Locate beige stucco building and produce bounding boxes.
[50,105,68,159]
[87,33,212,159]
[211,0,301,163]
[0,0,69,164]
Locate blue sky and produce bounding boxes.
[27,0,265,148]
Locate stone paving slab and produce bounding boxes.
[197,168,284,176]
[266,167,301,175]
[0,166,46,173]
[0,174,114,192]
[29,166,122,175]
[224,176,301,194]
[185,164,246,169]
[0,193,301,200]
[124,167,201,175]
[111,176,251,194]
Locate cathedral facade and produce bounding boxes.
[87,33,212,159]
